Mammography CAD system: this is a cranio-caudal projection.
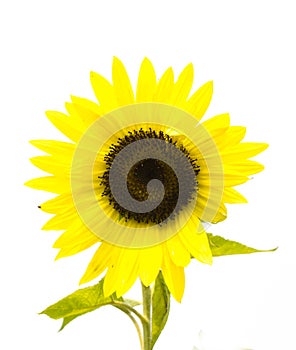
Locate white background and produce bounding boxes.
[1,1,295,349]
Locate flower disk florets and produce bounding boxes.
[99,128,200,224]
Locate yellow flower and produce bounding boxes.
[26,57,267,301]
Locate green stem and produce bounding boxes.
[113,300,148,349]
[127,313,144,350]
[113,300,148,325]
[114,306,144,349]
[141,283,152,350]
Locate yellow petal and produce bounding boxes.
[223,173,249,186]
[39,193,73,213]
[195,185,228,222]
[73,103,103,130]
[224,160,265,176]
[63,102,88,133]
[80,243,113,284]
[112,57,134,106]
[222,187,248,203]
[214,126,246,149]
[139,245,162,286]
[170,63,194,106]
[202,113,230,134]
[90,71,118,113]
[25,176,70,194]
[65,102,83,122]
[65,102,103,133]
[154,67,174,103]
[42,207,78,230]
[70,95,101,114]
[103,247,123,296]
[136,57,157,102]
[53,223,97,247]
[179,227,213,265]
[29,140,75,156]
[103,248,139,297]
[221,143,269,162]
[45,111,83,142]
[55,237,98,259]
[162,246,185,302]
[185,81,213,120]
[198,169,249,186]
[166,235,191,267]
[30,155,70,175]
[211,202,227,223]
[115,249,140,297]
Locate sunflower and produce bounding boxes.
[26,57,267,301]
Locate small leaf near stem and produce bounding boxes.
[151,271,170,348]
[141,272,171,350]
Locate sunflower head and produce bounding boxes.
[26,57,268,301]
[70,102,225,249]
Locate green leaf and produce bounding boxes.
[207,233,277,257]
[151,271,170,348]
[60,316,77,331]
[40,278,140,330]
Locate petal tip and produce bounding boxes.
[24,179,36,188]
[141,57,153,67]
[207,80,214,89]
[79,275,87,285]
[90,71,97,81]
[112,56,121,64]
